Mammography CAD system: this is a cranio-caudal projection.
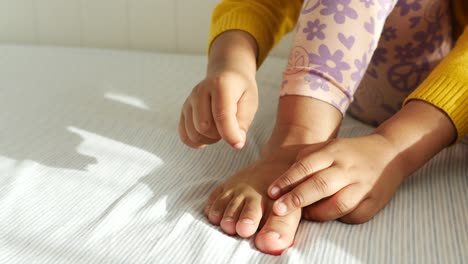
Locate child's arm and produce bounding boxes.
[403,26,468,142]
[179,0,303,149]
[266,100,456,223]
[179,30,258,149]
[209,0,303,66]
[265,13,468,224]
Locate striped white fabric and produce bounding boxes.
[0,45,466,264]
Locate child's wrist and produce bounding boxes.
[207,30,258,77]
[372,100,456,177]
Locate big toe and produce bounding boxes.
[255,209,301,255]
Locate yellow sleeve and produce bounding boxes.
[404,26,468,142]
[208,0,303,67]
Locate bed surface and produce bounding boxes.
[0,45,466,263]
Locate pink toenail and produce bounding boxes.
[211,211,221,216]
[265,231,280,239]
[223,217,234,222]
[276,202,287,215]
[270,187,280,197]
[241,218,254,225]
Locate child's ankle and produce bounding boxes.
[260,96,342,161]
[260,123,333,162]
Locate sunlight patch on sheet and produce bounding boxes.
[67,126,163,183]
[0,156,16,185]
[104,92,150,110]
[89,183,162,241]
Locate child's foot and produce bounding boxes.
[204,96,342,254]
[204,147,302,255]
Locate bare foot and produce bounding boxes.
[204,96,342,254]
[204,148,302,255]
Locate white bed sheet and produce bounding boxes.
[0,45,466,264]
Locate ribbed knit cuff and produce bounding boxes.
[404,75,468,142]
[208,9,274,67]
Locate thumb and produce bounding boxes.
[211,87,245,149]
[236,92,258,148]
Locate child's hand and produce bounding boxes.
[179,30,258,150]
[267,134,406,224]
[179,71,258,149]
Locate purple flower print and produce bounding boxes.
[394,43,417,61]
[331,97,348,110]
[304,75,330,92]
[309,45,350,83]
[398,0,422,16]
[409,16,421,28]
[303,19,326,40]
[372,47,388,66]
[413,22,443,55]
[382,27,397,41]
[360,0,374,8]
[351,54,368,82]
[302,0,321,14]
[320,0,358,24]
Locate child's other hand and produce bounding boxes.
[179,70,258,149]
[267,134,406,224]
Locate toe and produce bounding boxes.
[204,186,223,216]
[255,209,301,255]
[236,197,263,238]
[208,192,233,225]
[220,196,245,235]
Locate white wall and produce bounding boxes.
[0,0,292,57]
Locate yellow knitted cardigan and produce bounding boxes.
[209,0,468,141]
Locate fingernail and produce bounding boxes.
[276,202,287,215]
[233,141,245,149]
[265,231,280,239]
[239,130,246,141]
[270,186,280,197]
[241,218,254,225]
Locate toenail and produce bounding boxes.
[223,217,234,222]
[211,211,221,216]
[241,218,254,225]
[270,186,280,197]
[264,231,280,239]
[276,202,287,215]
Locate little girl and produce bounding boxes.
[179,0,468,255]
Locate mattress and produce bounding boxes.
[0,45,466,264]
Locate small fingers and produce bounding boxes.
[339,198,377,224]
[184,105,219,147]
[268,151,334,199]
[272,168,349,216]
[179,112,204,149]
[191,89,221,140]
[302,183,367,222]
[236,90,258,143]
[211,88,245,149]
